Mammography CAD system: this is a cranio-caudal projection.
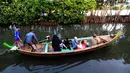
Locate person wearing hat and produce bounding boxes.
[14,25,22,48]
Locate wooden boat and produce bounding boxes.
[3,30,123,57]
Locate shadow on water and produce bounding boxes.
[0,23,130,73]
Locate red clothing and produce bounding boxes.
[76,43,87,50]
[82,43,87,48]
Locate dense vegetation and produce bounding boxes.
[0,0,96,25]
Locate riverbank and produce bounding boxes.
[1,10,130,26]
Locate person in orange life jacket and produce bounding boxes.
[14,25,22,48]
[24,29,39,52]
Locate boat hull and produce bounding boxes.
[4,30,123,57]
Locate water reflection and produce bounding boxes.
[0,48,129,73]
[0,23,130,73]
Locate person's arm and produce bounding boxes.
[16,30,22,41]
[18,36,22,41]
[17,31,22,41]
[33,34,38,43]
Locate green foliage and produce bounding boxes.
[112,6,120,10]
[52,0,96,24]
[0,0,42,25]
[0,0,96,25]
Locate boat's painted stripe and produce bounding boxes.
[45,43,48,53]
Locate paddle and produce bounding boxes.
[39,39,47,43]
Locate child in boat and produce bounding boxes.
[82,40,89,48]
[76,40,88,50]
[63,37,72,50]
[23,29,39,52]
[76,40,82,50]
[14,25,22,49]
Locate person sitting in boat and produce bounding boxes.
[91,34,102,45]
[23,29,39,52]
[82,40,89,48]
[46,35,51,42]
[76,40,89,50]
[71,37,78,50]
[76,40,82,50]
[52,35,62,51]
[14,25,22,49]
[63,37,71,50]
[91,34,108,46]
[45,35,54,52]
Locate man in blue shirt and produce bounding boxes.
[24,29,39,52]
[14,26,22,48]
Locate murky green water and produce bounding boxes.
[0,23,130,73]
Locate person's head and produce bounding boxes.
[52,35,59,40]
[16,25,20,30]
[30,29,33,32]
[81,40,84,44]
[65,37,69,41]
[74,37,78,41]
[46,35,51,40]
[110,34,115,38]
[92,34,97,38]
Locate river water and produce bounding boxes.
[0,23,130,73]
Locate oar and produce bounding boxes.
[39,39,47,43]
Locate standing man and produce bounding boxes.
[24,29,39,52]
[14,26,22,49]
